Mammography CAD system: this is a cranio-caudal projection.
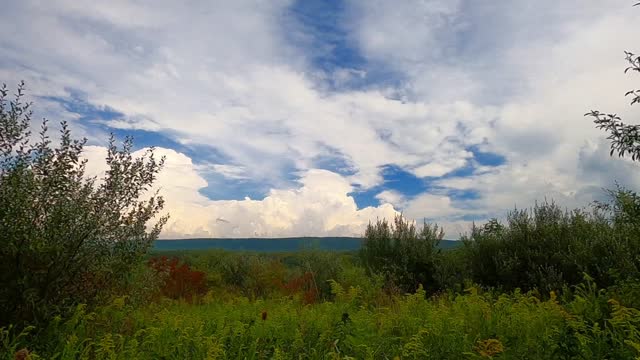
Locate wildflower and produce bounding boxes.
[474,338,504,358]
[14,349,31,360]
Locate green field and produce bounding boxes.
[5,239,640,359]
[4,280,619,359]
[5,198,640,359]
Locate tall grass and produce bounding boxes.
[4,190,640,359]
[5,277,640,359]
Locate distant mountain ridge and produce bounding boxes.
[154,237,461,252]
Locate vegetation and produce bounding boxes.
[360,216,446,294]
[0,82,167,327]
[3,192,640,359]
[585,27,640,160]
[3,247,640,359]
[2,3,640,358]
[462,195,640,295]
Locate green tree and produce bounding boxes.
[0,82,168,326]
[360,215,444,293]
[462,198,640,293]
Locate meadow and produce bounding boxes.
[6,278,635,359]
[4,198,640,359]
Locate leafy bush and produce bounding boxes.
[463,196,640,293]
[360,215,444,293]
[433,247,470,294]
[0,83,167,326]
[148,257,207,301]
[174,249,349,301]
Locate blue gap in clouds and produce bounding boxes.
[198,176,272,201]
[286,0,403,90]
[350,162,487,209]
[468,145,507,167]
[42,91,229,162]
[287,0,366,73]
[443,162,476,178]
[41,90,123,131]
[200,155,301,202]
[459,213,490,222]
[425,146,506,203]
[311,145,357,176]
[432,146,507,180]
[42,91,274,201]
[350,165,431,208]
[42,91,173,149]
[349,147,506,210]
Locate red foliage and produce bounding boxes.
[280,271,318,304]
[148,256,207,301]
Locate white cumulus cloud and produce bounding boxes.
[82,146,399,238]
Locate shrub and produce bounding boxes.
[360,215,444,293]
[148,256,207,301]
[0,83,167,326]
[463,196,640,293]
[281,271,319,304]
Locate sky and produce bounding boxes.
[1,0,639,238]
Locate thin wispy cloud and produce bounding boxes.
[1,0,638,238]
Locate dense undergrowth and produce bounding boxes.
[3,270,640,359]
[3,192,640,358]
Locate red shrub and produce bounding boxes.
[281,271,318,304]
[148,256,207,301]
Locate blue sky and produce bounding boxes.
[1,0,639,238]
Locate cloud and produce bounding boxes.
[82,146,398,238]
[0,0,492,191]
[375,190,405,207]
[2,0,640,238]
[205,164,250,180]
[346,0,640,225]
